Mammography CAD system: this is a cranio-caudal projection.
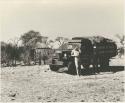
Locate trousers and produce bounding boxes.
[74,57,81,76]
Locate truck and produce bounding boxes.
[49,36,117,73]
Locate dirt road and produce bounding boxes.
[0,63,124,102]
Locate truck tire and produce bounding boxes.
[100,59,109,72]
[82,64,90,69]
[49,65,59,71]
[93,64,100,74]
[100,60,109,67]
[68,61,76,74]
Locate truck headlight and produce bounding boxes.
[64,53,67,57]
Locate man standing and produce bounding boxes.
[71,47,81,76]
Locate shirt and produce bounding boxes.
[71,49,80,57]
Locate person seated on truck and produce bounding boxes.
[71,47,81,76]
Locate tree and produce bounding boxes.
[115,34,124,58]
[20,30,43,48]
[1,41,7,66]
[1,37,22,67]
[46,39,54,48]
[20,30,43,65]
[10,37,21,66]
[20,30,50,65]
[55,37,69,48]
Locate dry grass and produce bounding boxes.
[0,58,124,102]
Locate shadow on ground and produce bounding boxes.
[56,66,124,76]
[108,66,124,72]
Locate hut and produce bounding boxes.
[34,42,53,65]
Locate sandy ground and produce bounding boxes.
[0,58,125,102]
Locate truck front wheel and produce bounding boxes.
[82,64,90,69]
[49,65,59,71]
[100,59,109,72]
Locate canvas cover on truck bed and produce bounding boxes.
[71,36,114,44]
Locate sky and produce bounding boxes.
[0,0,124,42]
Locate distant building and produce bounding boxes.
[34,42,54,65]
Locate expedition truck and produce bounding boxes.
[49,36,117,73]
